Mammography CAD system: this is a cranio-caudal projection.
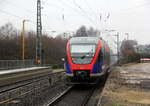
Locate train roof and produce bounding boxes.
[69,37,101,44]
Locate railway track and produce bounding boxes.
[47,72,109,106]
[47,85,96,106]
[0,70,64,93]
[0,68,108,106]
[0,69,65,106]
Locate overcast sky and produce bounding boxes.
[0,0,150,45]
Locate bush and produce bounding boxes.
[51,64,64,69]
[120,53,141,64]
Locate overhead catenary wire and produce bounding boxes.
[42,0,101,32]
[72,0,99,28]
[0,9,23,20]
[42,0,65,14]
[0,0,99,36]
[83,0,100,26]
[72,0,95,23]
[0,1,54,31]
[125,1,150,11]
[0,8,53,32]
[4,0,36,16]
[113,1,150,15]
[43,0,95,29]
[55,0,99,28]
[83,0,96,15]
[61,0,112,37]
[42,0,150,33]
[1,0,148,36]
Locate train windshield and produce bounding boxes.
[71,44,96,57]
[70,44,96,64]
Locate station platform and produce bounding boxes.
[0,66,64,87]
[0,67,49,75]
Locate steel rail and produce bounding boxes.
[81,87,96,106]
[0,70,65,104]
[47,85,97,106]
[47,86,73,106]
[0,70,64,93]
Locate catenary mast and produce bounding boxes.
[36,0,42,64]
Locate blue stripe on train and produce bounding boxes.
[92,62,103,73]
[65,63,72,73]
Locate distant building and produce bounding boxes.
[136,45,150,54]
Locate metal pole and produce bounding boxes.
[125,33,129,40]
[21,20,26,60]
[127,34,129,40]
[117,32,119,62]
[113,32,119,64]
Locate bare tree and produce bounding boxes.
[87,27,100,37]
[120,40,137,56]
[75,25,88,37]
[74,26,100,37]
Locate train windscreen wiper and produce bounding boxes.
[80,49,94,59]
[81,55,86,59]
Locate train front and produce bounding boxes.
[64,37,102,84]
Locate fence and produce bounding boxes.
[0,60,36,70]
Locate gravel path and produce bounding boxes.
[100,63,150,106]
